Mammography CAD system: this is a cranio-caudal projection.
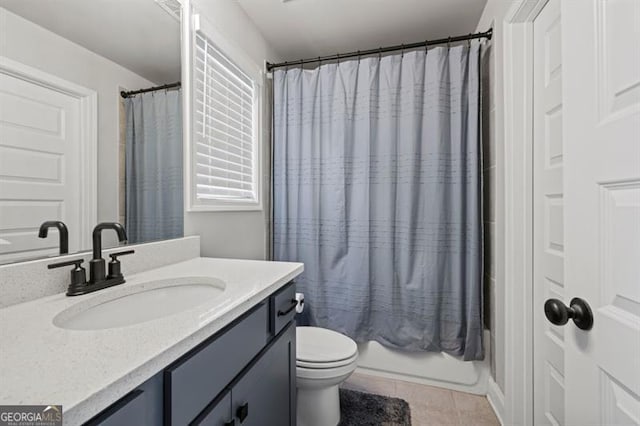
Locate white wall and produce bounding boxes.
[184,0,281,260]
[475,0,512,400]
[0,7,155,247]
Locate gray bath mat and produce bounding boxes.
[339,388,411,426]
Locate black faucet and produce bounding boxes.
[89,222,128,283]
[38,221,69,255]
[48,222,134,296]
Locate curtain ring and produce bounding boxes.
[357,50,361,63]
[401,44,405,58]
[425,40,429,54]
[318,56,322,67]
[447,37,451,51]
[468,34,472,48]
[378,47,382,60]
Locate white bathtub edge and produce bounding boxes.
[354,330,492,395]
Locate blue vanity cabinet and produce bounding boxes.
[230,321,295,426]
[84,390,145,426]
[83,282,296,426]
[194,391,232,426]
[165,303,270,425]
[196,322,296,426]
[85,374,164,426]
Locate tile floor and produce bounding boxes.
[341,372,500,426]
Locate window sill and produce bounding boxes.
[187,203,263,213]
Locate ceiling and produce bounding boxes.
[237,0,489,62]
[0,0,181,83]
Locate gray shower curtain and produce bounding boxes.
[125,90,183,243]
[273,42,483,360]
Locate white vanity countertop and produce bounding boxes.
[0,257,303,425]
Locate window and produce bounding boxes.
[191,30,260,210]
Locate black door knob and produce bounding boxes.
[544,297,594,330]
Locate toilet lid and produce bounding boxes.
[296,327,358,364]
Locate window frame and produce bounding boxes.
[184,8,264,212]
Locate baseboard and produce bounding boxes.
[486,377,505,425]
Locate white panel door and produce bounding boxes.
[533,1,566,425]
[0,71,83,263]
[561,0,640,424]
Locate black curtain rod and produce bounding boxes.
[120,82,181,98]
[266,29,492,71]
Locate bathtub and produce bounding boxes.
[354,330,491,395]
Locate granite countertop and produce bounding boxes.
[0,257,304,425]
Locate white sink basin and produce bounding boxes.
[53,277,226,330]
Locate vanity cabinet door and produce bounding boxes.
[231,322,296,426]
[84,391,147,426]
[84,373,163,426]
[192,390,233,426]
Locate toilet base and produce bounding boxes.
[295,327,358,426]
[297,384,341,426]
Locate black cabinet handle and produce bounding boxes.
[236,402,249,423]
[277,299,298,317]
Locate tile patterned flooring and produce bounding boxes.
[341,372,500,426]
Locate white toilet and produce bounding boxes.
[296,326,359,426]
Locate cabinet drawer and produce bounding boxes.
[271,282,296,336]
[165,303,269,425]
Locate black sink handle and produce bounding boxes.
[107,250,135,280]
[48,258,84,270]
[108,250,135,261]
[48,258,87,294]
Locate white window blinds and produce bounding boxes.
[193,32,257,204]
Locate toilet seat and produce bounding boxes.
[296,326,358,367]
[297,351,359,369]
[296,355,358,381]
